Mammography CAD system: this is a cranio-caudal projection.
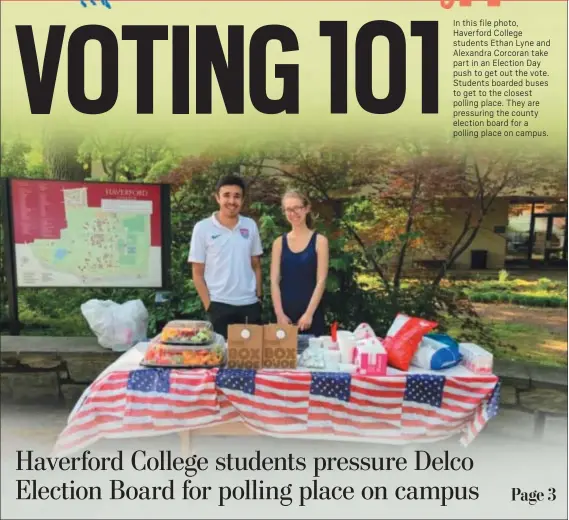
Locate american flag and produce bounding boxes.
[54,368,239,454]
[215,369,312,433]
[53,368,499,455]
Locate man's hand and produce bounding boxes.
[252,255,262,302]
[192,262,211,313]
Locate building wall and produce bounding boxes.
[452,198,509,269]
[409,198,510,270]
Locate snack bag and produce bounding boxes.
[354,323,377,341]
[383,314,438,371]
[411,334,462,370]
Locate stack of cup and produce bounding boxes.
[325,350,341,371]
[337,330,357,364]
[318,335,340,371]
[320,335,338,351]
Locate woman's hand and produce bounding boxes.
[277,312,292,325]
[298,312,313,331]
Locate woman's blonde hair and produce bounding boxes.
[282,190,314,228]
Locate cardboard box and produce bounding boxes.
[353,337,388,376]
[227,324,263,369]
[459,343,493,374]
[263,324,298,369]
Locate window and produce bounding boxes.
[505,203,532,262]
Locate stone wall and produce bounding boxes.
[490,360,567,445]
[1,336,121,408]
[1,352,120,407]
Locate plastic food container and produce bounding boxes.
[160,320,214,345]
[142,334,226,368]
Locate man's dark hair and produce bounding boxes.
[216,174,246,195]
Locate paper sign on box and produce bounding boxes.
[263,324,298,369]
[227,324,263,369]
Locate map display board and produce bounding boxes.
[7,179,169,288]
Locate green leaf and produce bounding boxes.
[326,276,340,292]
[330,258,348,270]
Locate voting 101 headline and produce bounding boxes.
[14,22,439,116]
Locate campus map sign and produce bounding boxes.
[6,179,170,288]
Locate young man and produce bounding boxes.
[188,174,263,338]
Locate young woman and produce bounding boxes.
[270,191,329,336]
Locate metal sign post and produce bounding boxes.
[1,178,20,335]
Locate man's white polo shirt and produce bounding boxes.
[188,213,263,306]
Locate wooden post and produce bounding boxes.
[179,430,192,457]
[400,444,415,459]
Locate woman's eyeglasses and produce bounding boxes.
[283,205,305,215]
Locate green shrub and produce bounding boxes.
[498,269,509,283]
[468,291,567,308]
[537,277,555,291]
[462,276,566,298]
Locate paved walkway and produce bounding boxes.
[1,400,567,520]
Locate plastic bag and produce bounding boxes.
[353,323,377,341]
[81,299,149,351]
[411,334,462,370]
[383,314,437,371]
[297,334,315,356]
[298,342,326,369]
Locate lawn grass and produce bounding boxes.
[447,318,568,368]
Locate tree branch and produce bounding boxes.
[242,159,393,295]
[431,197,477,288]
[393,171,421,290]
[341,219,393,295]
